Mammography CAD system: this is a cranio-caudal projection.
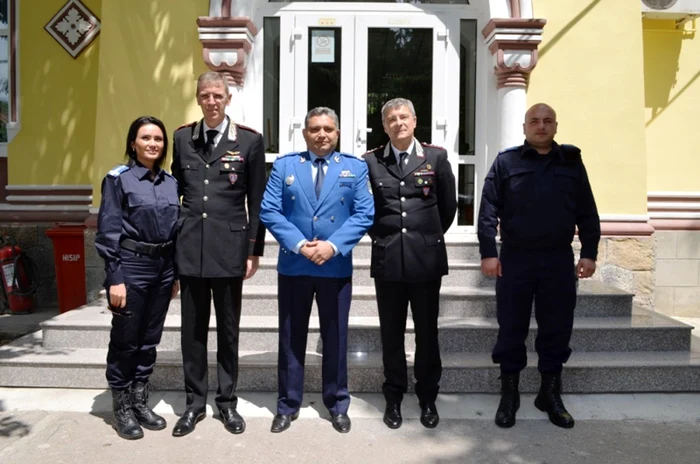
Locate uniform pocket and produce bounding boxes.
[127,194,156,208]
[506,167,535,193]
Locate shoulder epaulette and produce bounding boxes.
[107,165,129,178]
[275,152,299,161]
[363,146,383,156]
[340,152,366,162]
[236,123,260,134]
[498,145,521,155]
[420,142,445,150]
[176,121,197,131]
[560,144,581,154]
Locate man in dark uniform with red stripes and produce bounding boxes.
[363,97,457,430]
[170,71,266,437]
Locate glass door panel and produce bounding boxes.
[292,15,354,153]
[354,16,448,155]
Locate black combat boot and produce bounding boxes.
[112,389,144,440]
[131,382,167,430]
[495,372,520,428]
[534,373,575,429]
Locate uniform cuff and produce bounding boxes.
[106,269,124,286]
[580,246,598,261]
[328,241,339,257]
[292,239,307,254]
[479,241,498,259]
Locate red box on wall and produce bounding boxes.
[45,224,87,314]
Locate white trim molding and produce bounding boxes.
[648,192,700,219]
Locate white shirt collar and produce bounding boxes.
[391,139,415,164]
[203,116,228,141]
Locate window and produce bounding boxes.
[0,0,16,145]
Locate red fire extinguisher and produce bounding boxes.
[0,239,38,314]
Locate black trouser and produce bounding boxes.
[492,247,577,374]
[179,275,243,413]
[106,250,175,390]
[375,279,442,406]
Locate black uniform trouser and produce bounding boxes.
[492,247,577,374]
[106,250,175,391]
[375,279,442,406]
[180,275,243,413]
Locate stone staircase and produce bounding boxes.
[1,237,699,393]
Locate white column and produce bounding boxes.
[498,86,526,151]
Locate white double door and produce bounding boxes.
[278,13,458,157]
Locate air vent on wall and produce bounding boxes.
[642,0,678,9]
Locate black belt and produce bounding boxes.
[120,238,174,258]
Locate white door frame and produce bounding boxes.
[255,3,487,234]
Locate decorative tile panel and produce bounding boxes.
[44,0,101,59]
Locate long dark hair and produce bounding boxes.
[125,116,169,170]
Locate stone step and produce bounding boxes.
[41,307,690,353]
[2,332,699,393]
[160,280,633,318]
[253,258,495,287]
[262,236,485,261]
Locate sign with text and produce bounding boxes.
[311,29,335,64]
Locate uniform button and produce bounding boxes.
[205,164,210,169]
[203,196,208,201]
[402,212,407,217]
[401,197,406,202]
[330,216,335,221]
[402,228,407,233]
[400,181,405,186]
[186,165,191,169]
[291,195,295,200]
[204,179,209,185]
[202,213,208,219]
[379,182,383,186]
[313,216,318,221]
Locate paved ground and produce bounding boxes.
[1,390,700,464]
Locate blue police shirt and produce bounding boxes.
[95,162,180,286]
[477,141,600,260]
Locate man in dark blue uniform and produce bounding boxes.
[96,116,180,440]
[477,103,600,429]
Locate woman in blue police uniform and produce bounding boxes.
[95,116,180,440]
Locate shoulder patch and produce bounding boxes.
[498,145,521,155]
[176,121,197,131]
[236,123,260,134]
[107,165,129,178]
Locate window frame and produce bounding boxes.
[0,0,18,159]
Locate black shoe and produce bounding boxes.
[172,410,206,437]
[131,382,167,431]
[534,373,575,429]
[330,413,351,433]
[383,403,402,429]
[111,389,144,440]
[270,412,299,433]
[495,373,520,428]
[420,403,439,429]
[219,408,246,434]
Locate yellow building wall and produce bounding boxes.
[529,0,648,215]
[643,18,700,193]
[9,0,103,185]
[91,0,210,205]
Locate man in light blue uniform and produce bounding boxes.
[261,107,374,434]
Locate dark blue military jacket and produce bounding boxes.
[477,141,600,260]
[95,163,180,286]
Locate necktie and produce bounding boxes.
[314,158,326,199]
[399,152,408,173]
[205,129,218,156]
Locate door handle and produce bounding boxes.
[356,125,373,144]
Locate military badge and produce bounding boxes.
[339,170,356,178]
[286,175,295,186]
[300,156,306,163]
[224,163,230,169]
[229,173,238,185]
[422,186,431,196]
[334,154,341,163]
[417,178,424,185]
[427,164,432,170]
